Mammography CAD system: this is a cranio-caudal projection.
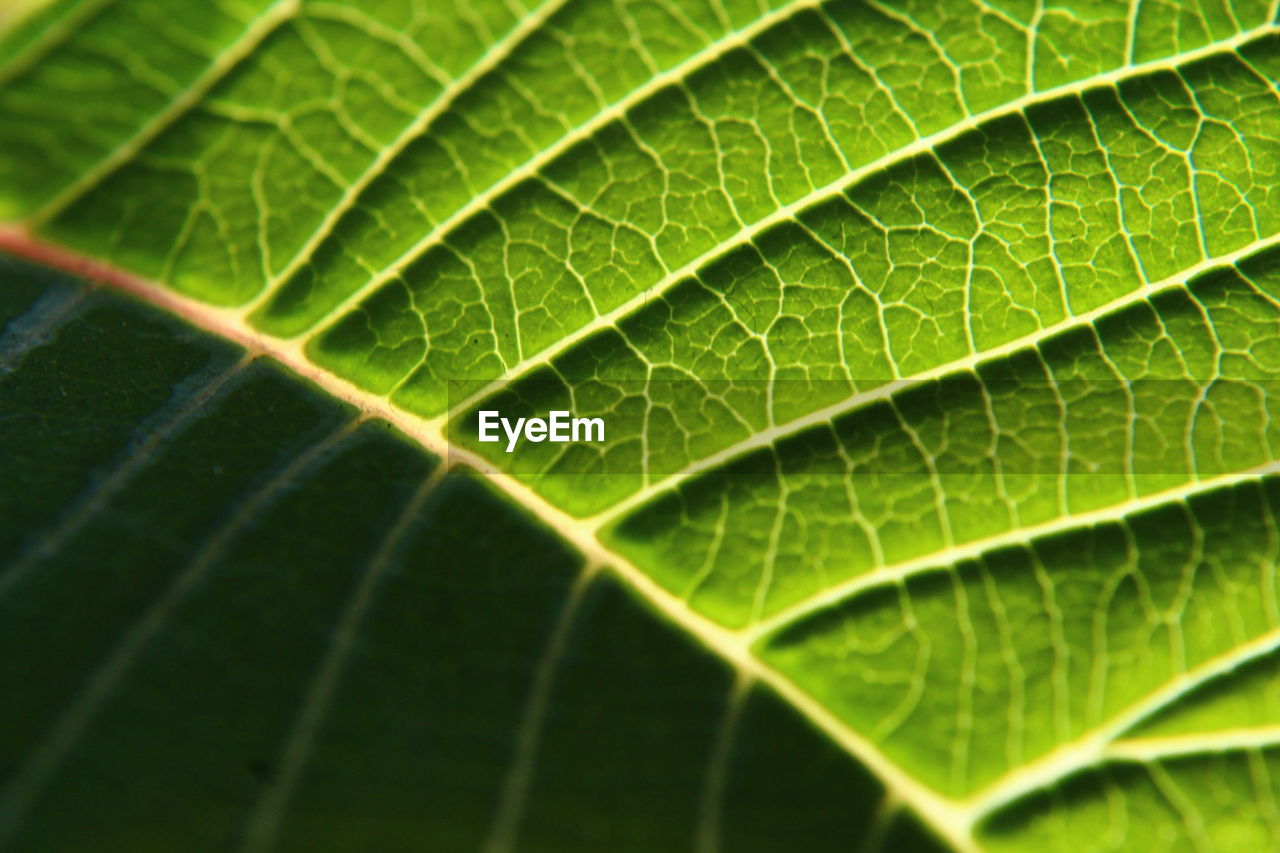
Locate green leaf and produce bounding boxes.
[2,1,1280,850]
[0,260,935,852]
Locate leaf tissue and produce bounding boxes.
[1,1,1279,850]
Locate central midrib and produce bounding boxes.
[15,227,1280,852]
[5,9,1280,850]
[0,227,981,853]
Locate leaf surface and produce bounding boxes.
[3,1,1280,850]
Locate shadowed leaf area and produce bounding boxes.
[0,263,938,851]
